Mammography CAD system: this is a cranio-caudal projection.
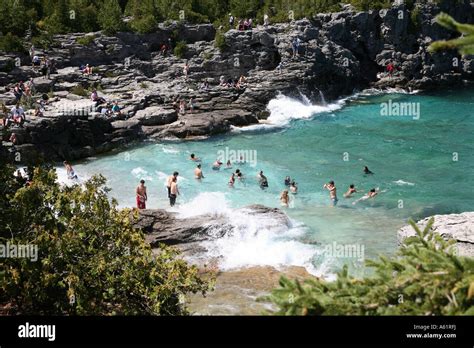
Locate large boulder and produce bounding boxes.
[130,106,178,126]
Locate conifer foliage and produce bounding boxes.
[265,219,474,315]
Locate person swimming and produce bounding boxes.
[284,176,291,186]
[290,181,298,194]
[235,169,243,180]
[323,180,338,207]
[63,161,78,180]
[344,184,358,198]
[280,190,290,207]
[225,160,232,169]
[364,166,374,175]
[352,188,379,205]
[190,153,201,162]
[212,160,223,170]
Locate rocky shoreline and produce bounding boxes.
[1,2,473,164]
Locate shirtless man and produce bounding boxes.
[166,172,179,198]
[194,164,204,180]
[280,190,290,207]
[136,180,147,209]
[323,180,338,206]
[228,173,235,187]
[169,177,180,207]
[344,184,358,198]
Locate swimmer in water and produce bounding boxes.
[226,160,232,169]
[364,166,374,175]
[166,171,179,198]
[235,169,243,180]
[212,160,223,170]
[63,161,78,180]
[258,171,268,189]
[190,153,201,162]
[323,180,338,207]
[344,184,358,198]
[284,176,291,186]
[352,188,379,205]
[194,164,204,180]
[228,173,235,187]
[280,190,290,207]
[290,181,298,193]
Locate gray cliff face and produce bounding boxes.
[1,2,473,164]
[398,212,474,258]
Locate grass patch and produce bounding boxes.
[76,35,96,46]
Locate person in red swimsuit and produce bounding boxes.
[136,180,147,209]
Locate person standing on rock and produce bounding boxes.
[167,172,179,198]
[183,62,189,79]
[169,177,179,207]
[264,14,270,27]
[229,14,234,28]
[136,180,147,209]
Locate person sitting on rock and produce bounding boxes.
[160,43,168,56]
[199,80,210,91]
[1,104,12,128]
[238,19,244,31]
[90,89,106,107]
[32,55,41,69]
[219,75,226,87]
[237,75,247,89]
[83,64,93,75]
[111,101,121,116]
[34,105,44,118]
[10,103,25,127]
[9,132,18,145]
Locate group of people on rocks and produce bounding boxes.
[89,89,122,117]
[171,96,196,115]
[229,15,253,31]
[219,75,248,89]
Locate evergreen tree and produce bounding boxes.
[98,0,123,34]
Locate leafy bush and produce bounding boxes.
[31,33,55,50]
[76,35,96,46]
[0,164,211,315]
[0,33,25,53]
[129,14,157,34]
[174,40,187,59]
[265,219,474,315]
[214,31,227,52]
[71,85,88,97]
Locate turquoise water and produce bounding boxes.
[61,88,474,277]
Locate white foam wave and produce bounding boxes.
[172,192,331,277]
[131,167,154,181]
[266,93,344,126]
[393,179,415,186]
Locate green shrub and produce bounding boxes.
[0,165,211,315]
[31,33,54,50]
[174,40,187,59]
[265,218,474,315]
[0,33,25,53]
[71,85,88,97]
[130,14,157,34]
[76,35,96,46]
[214,31,226,52]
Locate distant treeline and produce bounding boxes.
[0,0,464,51]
